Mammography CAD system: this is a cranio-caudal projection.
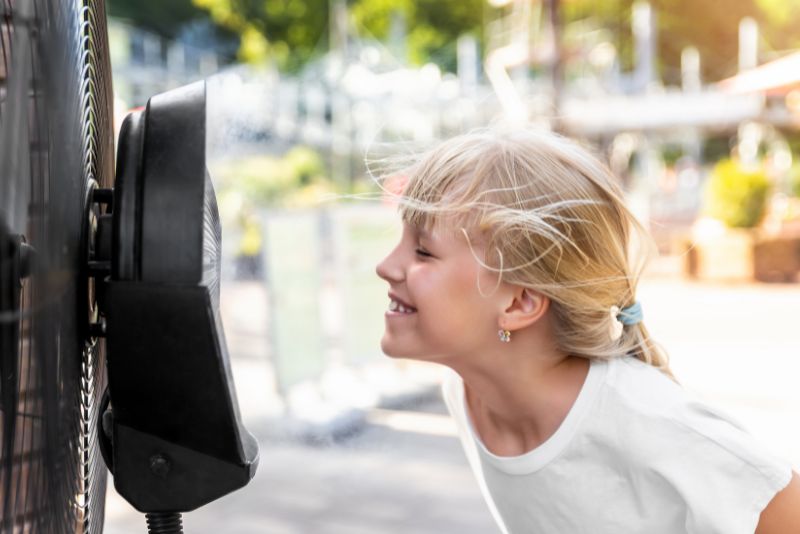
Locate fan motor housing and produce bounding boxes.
[102,81,258,512]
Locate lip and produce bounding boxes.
[385,309,416,318]
[388,292,417,311]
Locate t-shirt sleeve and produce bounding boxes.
[655,400,793,534]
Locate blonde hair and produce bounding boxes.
[389,127,670,376]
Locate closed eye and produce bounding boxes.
[415,248,433,258]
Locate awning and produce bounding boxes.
[718,51,800,95]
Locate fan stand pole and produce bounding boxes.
[145,512,184,534]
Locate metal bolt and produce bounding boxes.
[149,454,171,479]
[18,242,34,279]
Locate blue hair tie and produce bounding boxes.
[617,301,643,326]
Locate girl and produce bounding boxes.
[375,128,800,533]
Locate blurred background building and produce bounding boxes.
[107,0,800,249]
[103,1,800,532]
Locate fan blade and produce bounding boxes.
[0,0,33,236]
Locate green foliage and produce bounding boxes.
[109,0,210,37]
[564,0,635,71]
[193,0,329,70]
[756,0,800,54]
[790,164,800,198]
[351,0,484,71]
[123,0,800,80]
[216,146,335,207]
[193,0,482,72]
[661,144,683,167]
[702,135,733,163]
[705,159,771,228]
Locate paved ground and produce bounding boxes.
[103,266,800,534]
[103,399,495,534]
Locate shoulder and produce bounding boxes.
[590,357,690,450]
[602,358,785,470]
[593,357,793,533]
[605,358,779,463]
[602,356,684,416]
[602,356,750,444]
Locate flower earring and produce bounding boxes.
[498,329,511,343]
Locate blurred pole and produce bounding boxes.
[166,42,185,89]
[329,0,348,65]
[389,9,407,64]
[331,93,352,190]
[546,0,563,131]
[738,121,763,167]
[631,135,658,230]
[737,19,760,169]
[485,1,527,123]
[680,47,702,163]
[681,46,701,93]
[329,0,351,189]
[739,17,758,72]
[633,2,657,92]
[458,35,479,99]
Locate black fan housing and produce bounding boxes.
[97,81,258,513]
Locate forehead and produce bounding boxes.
[406,220,486,251]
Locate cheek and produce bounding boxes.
[413,266,469,303]
[415,267,490,326]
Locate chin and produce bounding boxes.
[380,339,441,364]
[380,338,403,359]
[380,337,418,360]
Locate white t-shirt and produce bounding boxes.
[442,356,792,534]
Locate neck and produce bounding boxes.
[446,325,590,455]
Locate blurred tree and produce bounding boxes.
[189,0,797,80]
[215,146,333,206]
[756,0,800,56]
[654,0,760,83]
[193,0,482,72]
[109,0,239,61]
[109,0,210,38]
[193,0,330,70]
[565,0,765,84]
[563,0,635,70]
[351,0,484,71]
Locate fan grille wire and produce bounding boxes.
[0,0,113,531]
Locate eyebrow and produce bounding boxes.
[417,227,442,244]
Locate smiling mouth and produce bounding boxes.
[388,299,416,314]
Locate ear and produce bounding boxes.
[499,287,549,331]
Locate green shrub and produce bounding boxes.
[215,146,334,207]
[661,145,683,167]
[705,159,771,228]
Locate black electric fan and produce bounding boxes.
[0,0,258,532]
[0,0,115,531]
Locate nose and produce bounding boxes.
[376,245,404,284]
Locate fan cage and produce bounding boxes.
[0,0,114,532]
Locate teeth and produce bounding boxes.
[389,299,414,314]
